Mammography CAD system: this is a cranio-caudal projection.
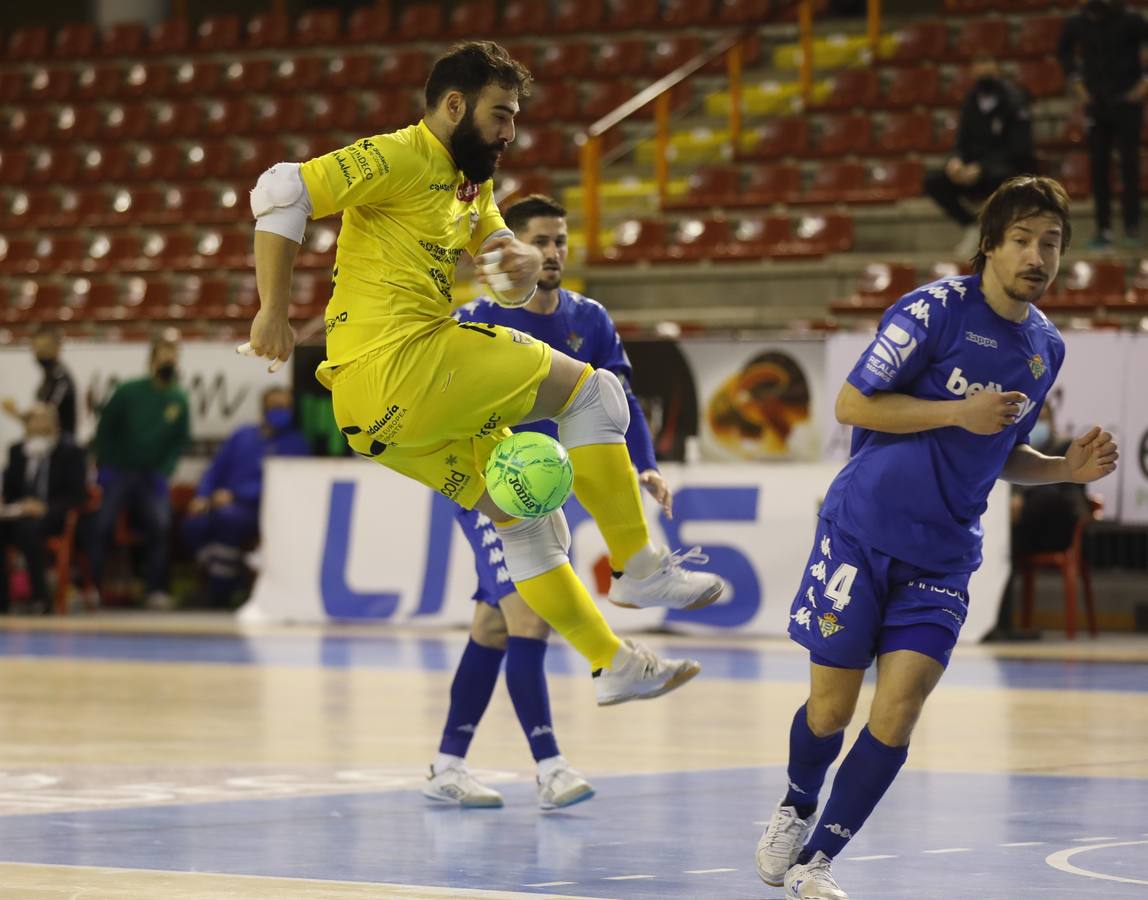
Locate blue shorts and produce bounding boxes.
[787,516,971,670]
[455,506,516,607]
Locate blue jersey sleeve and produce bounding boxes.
[847,285,953,396]
[587,306,658,472]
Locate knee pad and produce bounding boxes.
[555,368,629,449]
[496,509,571,583]
[251,162,312,244]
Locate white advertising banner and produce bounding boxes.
[0,341,290,450]
[243,458,1008,643]
[1120,342,1148,525]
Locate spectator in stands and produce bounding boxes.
[1058,0,1148,249]
[984,403,1089,642]
[0,403,87,614]
[924,56,1035,260]
[91,333,190,610]
[1,327,78,438]
[182,386,308,606]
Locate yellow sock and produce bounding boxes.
[514,564,622,670]
[567,443,651,571]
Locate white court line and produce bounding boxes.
[1073,836,1119,842]
[1001,842,1046,847]
[602,875,656,881]
[1045,839,1148,887]
[851,855,898,862]
[524,883,578,888]
[684,868,737,874]
[923,848,972,855]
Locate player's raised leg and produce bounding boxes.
[524,351,723,612]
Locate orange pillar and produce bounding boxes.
[727,41,744,159]
[655,93,671,207]
[868,0,882,60]
[799,0,814,105]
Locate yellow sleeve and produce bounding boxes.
[300,133,424,220]
[467,181,510,256]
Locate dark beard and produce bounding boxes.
[449,109,503,184]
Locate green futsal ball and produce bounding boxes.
[484,432,574,518]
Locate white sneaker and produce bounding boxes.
[421,764,503,808]
[538,763,595,810]
[593,639,701,706]
[784,851,848,900]
[756,803,815,886]
[608,546,724,611]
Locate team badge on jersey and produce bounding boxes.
[566,332,584,353]
[1027,353,1047,379]
[457,180,479,203]
[818,612,844,638]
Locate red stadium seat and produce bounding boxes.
[246,13,292,49]
[724,216,792,259]
[201,100,252,137]
[2,189,53,230]
[38,234,89,275]
[233,138,288,177]
[1015,58,1066,100]
[733,164,802,206]
[370,90,421,128]
[220,59,272,94]
[1011,15,1065,58]
[250,96,307,134]
[6,108,52,144]
[886,21,949,64]
[579,82,636,122]
[808,113,872,158]
[121,61,169,99]
[447,0,498,38]
[524,82,580,122]
[379,50,430,87]
[269,57,325,93]
[345,6,391,43]
[794,161,867,204]
[55,106,102,142]
[196,14,241,52]
[53,23,97,59]
[667,217,733,261]
[606,0,660,31]
[1057,154,1091,198]
[510,127,574,168]
[0,235,39,275]
[496,172,552,206]
[832,263,918,315]
[949,19,1009,61]
[0,150,29,186]
[740,116,809,160]
[100,22,146,57]
[855,159,926,202]
[99,103,149,141]
[779,213,854,256]
[596,218,669,263]
[878,65,940,109]
[25,67,73,103]
[501,0,549,35]
[650,37,705,76]
[534,43,592,81]
[811,68,878,111]
[0,71,21,103]
[27,148,77,186]
[183,141,234,179]
[595,40,649,79]
[86,233,145,274]
[170,60,221,96]
[147,19,190,55]
[555,0,603,33]
[873,111,933,155]
[79,145,132,183]
[397,3,444,41]
[661,0,715,29]
[295,9,341,45]
[305,92,361,132]
[74,64,123,102]
[1057,260,1125,308]
[664,166,741,210]
[8,26,49,61]
[716,0,770,24]
[325,54,376,89]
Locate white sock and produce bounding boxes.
[537,755,566,779]
[434,752,465,774]
[622,543,663,579]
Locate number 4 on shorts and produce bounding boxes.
[824,563,857,612]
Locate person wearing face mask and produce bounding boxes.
[90,332,190,610]
[1058,0,1148,249]
[181,387,308,606]
[923,55,1036,260]
[0,403,87,613]
[1,327,78,439]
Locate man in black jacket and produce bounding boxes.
[1,327,78,438]
[0,403,87,613]
[1059,0,1148,249]
[924,56,1036,259]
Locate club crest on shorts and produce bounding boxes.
[1027,353,1047,379]
[818,612,844,638]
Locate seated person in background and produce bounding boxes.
[0,403,87,613]
[924,55,1036,260]
[182,387,308,606]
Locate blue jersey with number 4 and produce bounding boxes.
[820,274,1065,573]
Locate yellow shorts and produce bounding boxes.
[326,317,552,509]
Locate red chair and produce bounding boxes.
[1011,15,1065,58]
[794,161,867,204]
[650,36,705,76]
[596,219,669,263]
[447,0,498,38]
[200,100,252,137]
[789,213,854,254]
[120,61,169,99]
[665,166,741,210]
[831,262,919,315]
[147,19,190,55]
[379,50,430,87]
[25,67,73,103]
[74,64,123,102]
[510,127,573,168]
[250,96,307,135]
[1057,260,1126,308]
[858,159,925,202]
[661,0,715,28]
[196,14,241,51]
[170,60,221,96]
[606,0,660,31]
[873,111,933,155]
[534,42,593,81]
[269,57,325,94]
[1019,497,1101,639]
[878,65,940,109]
[808,113,872,158]
[0,150,29,186]
[733,164,802,207]
[595,40,649,79]
[496,172,552,206]
[716,0,770,24]
[811,68,878,111]
[524,82,581,122]
[1057,154,1091,199]
[579,82,636,122]
[53,23,97,59]
[100,22,146,57]
[245,13,291,49]
[501,0,549,35]
[396,3,444,41]
[555,0,603,33]
[5,107,52,145]
[886,21,949,64]
[949,19,1009,61]
[8,26,49,60]
[45,483,102,615]
[740,116,808,160]
[295,9,341,45]
[345,6,391,43]
[1015,58,1066,100]
[220,59,272,94]
[325,54,377,90]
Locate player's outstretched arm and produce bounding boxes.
[836,382,1028,436]
[1002,426,1118,485]
[475,235,543,308]
[245,231,300,368]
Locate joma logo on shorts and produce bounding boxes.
[367,406,402,435]
[440,469,471,499]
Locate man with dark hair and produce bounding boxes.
[91,333,190,609]
[923,55,1035,259]
[242,42,721,705]
[182,386,308,606]
[0,403,87,613]
[1058,0,1148,248]
[1,327,78,438]
[754,176,1118,900]
[424,195,674,809]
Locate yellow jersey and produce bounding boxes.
[299,120,509,384]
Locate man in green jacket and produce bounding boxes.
[92,333,190,608]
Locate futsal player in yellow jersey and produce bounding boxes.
[242,42,723,705]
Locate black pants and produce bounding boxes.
[1086,100,1143,234]
[923,169,1008,227]
[0,513,65,612]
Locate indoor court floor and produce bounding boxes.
[0,616,1145,900]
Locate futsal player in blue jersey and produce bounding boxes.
[423,195,692,810]
[754,177,1119,899]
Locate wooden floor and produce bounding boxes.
[0,615,1146,899]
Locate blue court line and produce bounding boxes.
[1,629,1147,693]
[0,766,1144,899]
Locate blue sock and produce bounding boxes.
[505,637,560,762]
[438,639,505,758]
[799,726,909,864]
[782,704,845,820]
